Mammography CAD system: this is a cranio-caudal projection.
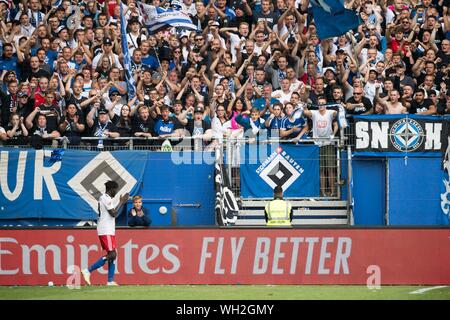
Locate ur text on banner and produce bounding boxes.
[0,149,146,220]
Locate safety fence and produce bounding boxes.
[221,138,344,201]
[1,136,348,202]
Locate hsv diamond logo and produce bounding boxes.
[67,152,137,211]
[390,118,425,152]
[257,147,304,191]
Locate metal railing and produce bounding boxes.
[221,137,344,200]
[1,136,217,152]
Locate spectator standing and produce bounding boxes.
[303,96,338,197]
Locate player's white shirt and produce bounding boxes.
[97,193,118,236]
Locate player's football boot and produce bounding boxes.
[81,269,91,285]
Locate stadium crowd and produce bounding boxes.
[0,0,449,148]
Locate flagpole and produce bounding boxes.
[118,0,136,100]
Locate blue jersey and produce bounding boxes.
[0,56,20,78]
[154,116,183,136]
[266,116,284,137]
[253,97,280,119]
[235,114,265,138]
[281,116,307,140]
[142,55,160,70]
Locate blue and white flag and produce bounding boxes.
[310,0,360,39]
[138,2,197,33]
[52,0,62,7]
[120,2,136,100]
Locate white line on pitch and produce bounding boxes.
[409,286,448,294]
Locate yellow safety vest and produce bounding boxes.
[265,199,292,226]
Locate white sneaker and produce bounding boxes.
[82,269,91,285]
[106,281,119,286]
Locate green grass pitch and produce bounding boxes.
[0,285,449,300]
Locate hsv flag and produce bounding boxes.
[310,0,360,39]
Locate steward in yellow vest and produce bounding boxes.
[264,186,293,227]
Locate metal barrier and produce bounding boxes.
[2,135,346,200]
[344,118,356,147]
[222,137,344,200]
[1,136,214,152]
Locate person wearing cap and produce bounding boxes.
[186,106,212,148]
[86,103,120,145]
[106,88,126,116]
[15,91,33,120]
[91,38,123,71]
[56,26,70,48]
[322,67,338,94]
[126,17,147,56]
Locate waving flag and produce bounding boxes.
[52,0,62,7]
[138,2,197,33]
[120,2,135,99]
[310,0,360,39]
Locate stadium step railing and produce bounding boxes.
[235,200,349,226]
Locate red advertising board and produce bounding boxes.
[0,229,449,285]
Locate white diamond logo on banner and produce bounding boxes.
[67,152,137,211]
[258,154,301,191]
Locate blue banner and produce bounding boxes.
[353,115,446,158]
[310,0,360,39]
[240,144,320,198]
[0,149,146,220]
